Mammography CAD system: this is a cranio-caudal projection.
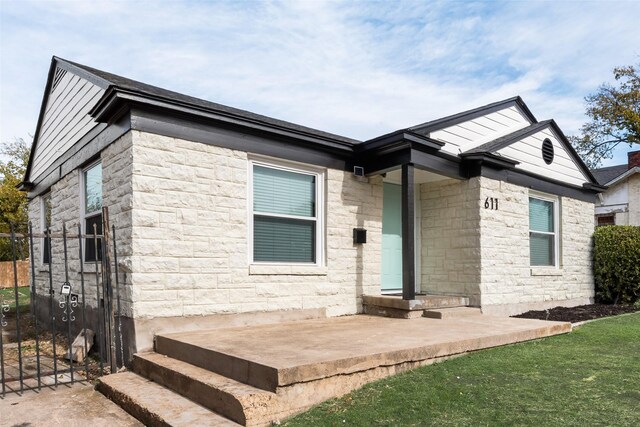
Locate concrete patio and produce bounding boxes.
[99,312,571,426]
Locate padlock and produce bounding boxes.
[60,282,71,296]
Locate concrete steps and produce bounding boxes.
[132,352,279,426]
[154,335,278,392]
[362,294,471,319]
[98,371,240,427]
[423,307,483,319]
[98,314,573,426]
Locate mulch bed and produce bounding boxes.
[513,304,640,323]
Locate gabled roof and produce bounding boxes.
[409,96,538,135]
[463,120,553,154]
[22,56,361,187]
[461,119,599,186]
[591,164,630,186]
[61,58,360,146]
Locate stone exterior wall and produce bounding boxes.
[28,132,134,327]
[628,174,640,225]
[128,131,382,319]
[478,177,594,315]
[28,128,596,323]
[418,176,595,315]
[419,178,481,305]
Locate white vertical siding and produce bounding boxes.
[30,69,105,180]
[431,105,532,155]
[496,127,590,186]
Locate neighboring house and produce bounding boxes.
[21,57,604,356]
[591,151,640,226]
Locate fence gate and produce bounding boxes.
[0,207,123,396]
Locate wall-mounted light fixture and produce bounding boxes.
[353,228,367,244]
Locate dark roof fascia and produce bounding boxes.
[583,182,608,192]
[459,152,520,170]
[409,96,538,135]
[464,119,600,186]
[360,141,462,179]
[55,57,112,89]
[358,130,444,156]
[464,120,553,154]
[90,88,357,155]
[479,166,601,203]
[17,181,34,191]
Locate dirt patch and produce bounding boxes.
[513,304,640,323]
[2,312,109,384]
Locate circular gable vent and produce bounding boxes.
[542,138,554,164]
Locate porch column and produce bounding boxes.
[401,163,416,300]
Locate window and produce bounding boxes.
[250,161,323,264]
[529,195,559,267]
[41,193,52,264]
[83,162,102,262]
[597,215,615,226]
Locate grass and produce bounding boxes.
[0,285,31,314]
[283,313,640,427]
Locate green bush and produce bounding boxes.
[593,225,640,304]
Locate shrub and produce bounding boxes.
[593,225,640,304]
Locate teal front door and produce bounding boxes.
[381,183,402,292]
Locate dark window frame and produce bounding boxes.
[82,162,103,262]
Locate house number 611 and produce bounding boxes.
[484,197,499,210]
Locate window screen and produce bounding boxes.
[253,165,317,263]
[42,193,52,264]
[529,197,556,266]
[84,163,103,262]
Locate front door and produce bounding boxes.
[381,182,402,292]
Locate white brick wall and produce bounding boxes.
[28,133,134,313]
[29,129,595,320]
[478,177,594,315]
[419,176,595,314]
[129,131,382,318]
[419,178,482,304]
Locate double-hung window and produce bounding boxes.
[41,193,52,264]
[83,162,103,262]
[250,161,323,264]
[529,195,559,267]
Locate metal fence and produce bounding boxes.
[0,207,123,396]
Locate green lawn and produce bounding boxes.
[283,313,640,427]
[0,285,31,314]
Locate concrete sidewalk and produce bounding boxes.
[0,382,142,427]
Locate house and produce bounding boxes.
[21,57,604,358]
[591,150,640,226]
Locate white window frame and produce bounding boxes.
[40,192,52,265]
[248,157,325,267]
[80,161,103,262]
[528,192,560,268]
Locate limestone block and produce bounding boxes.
[67,329,95,363]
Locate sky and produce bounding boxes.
[1,0,639,167]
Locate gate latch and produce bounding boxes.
[60,282,71,296]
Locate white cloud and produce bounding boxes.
[1,0,638,166]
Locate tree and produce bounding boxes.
[0,137,30,260]
[571,64,640,168]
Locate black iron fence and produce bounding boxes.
[0,207,123,396]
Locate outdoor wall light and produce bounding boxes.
[353,228,367,244]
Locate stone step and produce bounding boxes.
[132,352,279,426]
[98,371,240,427]
[362,294,470,319]
[423,307,483,319]
[155,334,279,392]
